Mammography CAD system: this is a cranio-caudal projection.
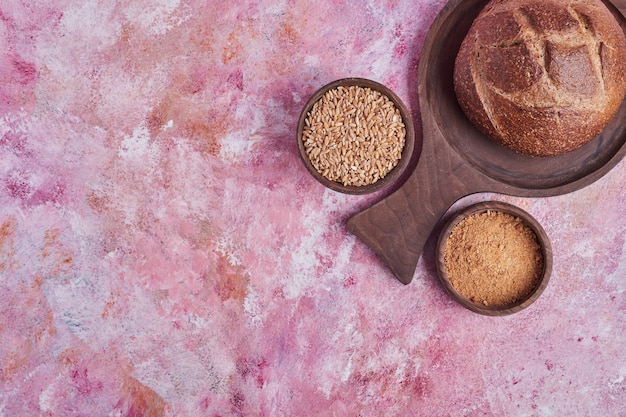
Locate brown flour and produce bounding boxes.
[443,210,544,307]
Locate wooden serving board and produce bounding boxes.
[347,0,626,285]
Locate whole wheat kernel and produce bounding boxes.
[302,85,406,187]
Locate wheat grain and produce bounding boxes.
[302,85,406,187]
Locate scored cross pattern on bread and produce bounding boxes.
[454,0,626,157]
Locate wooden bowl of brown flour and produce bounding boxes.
[436,201,553,316]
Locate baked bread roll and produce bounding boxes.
[454,0,626,157]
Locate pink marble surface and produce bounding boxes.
[0,0,624,415]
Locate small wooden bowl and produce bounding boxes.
[436,201,553,316]
[296,78,415,194]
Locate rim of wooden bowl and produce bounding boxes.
[296,78,415,195]
[436,201,553,316]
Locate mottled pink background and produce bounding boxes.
[0,0,624,416]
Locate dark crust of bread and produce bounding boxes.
[453,0,626,157]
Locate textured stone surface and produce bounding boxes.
[0,0,624,415]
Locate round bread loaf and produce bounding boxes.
[454,0,626,157]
